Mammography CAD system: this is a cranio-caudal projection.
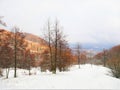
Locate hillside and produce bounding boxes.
[0,29,47,46]
[24,32,47,45]
[0,29,48,66]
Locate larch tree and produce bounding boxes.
[52,19,67,73]
[42,20,54,72]
[0,45,13,78]
[106,45,120,78]
[11,26,27,78]
[76,43,82,69]
[42,19,71,74]
[24,49,36,75]
[103,49,108,67]
[0,30,13,78]
[57,34,67,72]
[53,20,59,74]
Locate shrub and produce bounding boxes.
[107,59,120,78]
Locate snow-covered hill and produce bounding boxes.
[0,64,120,89]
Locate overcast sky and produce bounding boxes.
[0,0,120,45]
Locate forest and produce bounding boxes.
[0,0,120,89]
[0,17,120,80]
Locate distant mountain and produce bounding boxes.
[69,42,118,52]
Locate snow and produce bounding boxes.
[0,64,120,89]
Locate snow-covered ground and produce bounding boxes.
[0,64,120,89]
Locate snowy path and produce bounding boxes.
[0,64,120,89]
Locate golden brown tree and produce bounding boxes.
[0,30,13,78]
[11,26,27,78]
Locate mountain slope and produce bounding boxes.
[24,32,47,45]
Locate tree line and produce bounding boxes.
[0,18,88,78]
[0,27,36,78]
[41,20,74,74]
[94,45,120,78]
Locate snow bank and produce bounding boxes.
[0,64,120,89]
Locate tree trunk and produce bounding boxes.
[29,57,31,75]
[6,68,10,79]
[59,44,62,72]
[14,33,17,78]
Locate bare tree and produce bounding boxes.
[52,19,66,73]
[58,34,67,72]
[24,49,31,75]
[11,26,27,78]
[0,45,13,78]
[0,30,13,78]
[76,43,82,69]
[43,20,54,72]
[47,20,53,72]
[58,39,63,72]
[103,49,108,67]
[53,20,59,74]
[42,19,73,73]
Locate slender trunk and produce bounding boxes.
[29,68,31,75]
[14,33,17,78]
[78,52,80,69]
[53,44,57,74]
[6,68,10,79]
[48,21,53,72]
[54,29,58,74]
[59,44,62,72]
[78,58,80,68]
[29,57,31,75]
[77,44,81,69]
[103,56,106,67]
[103,49,106,67]
[49,39,53,71]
